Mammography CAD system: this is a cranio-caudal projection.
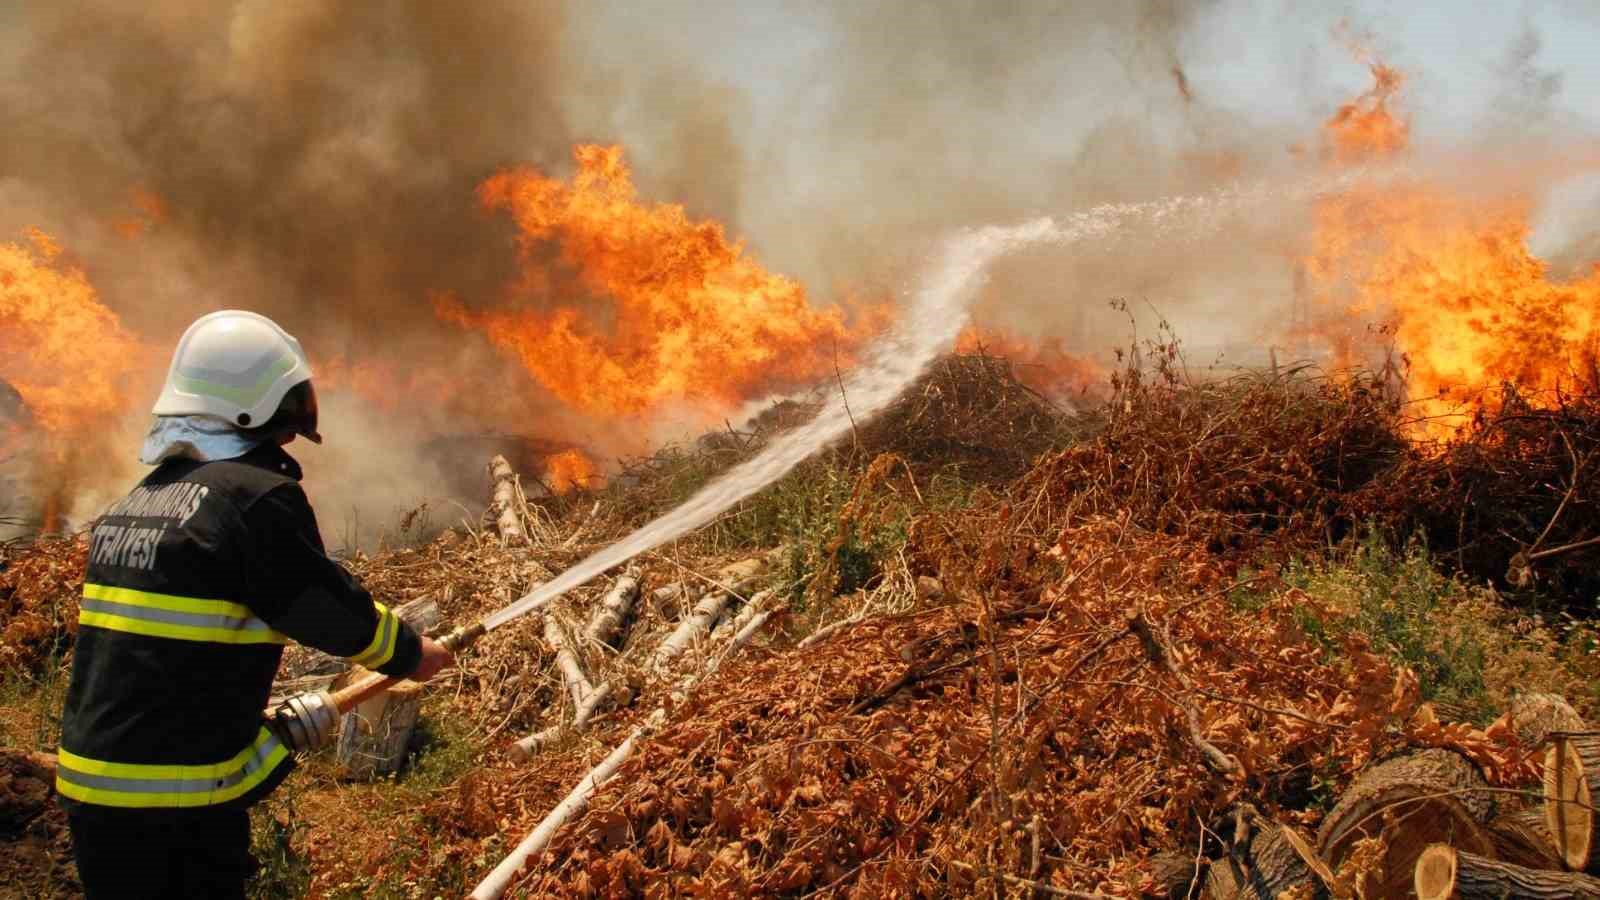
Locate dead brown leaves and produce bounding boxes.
[500,522,1425,897]
[0,535,83,676]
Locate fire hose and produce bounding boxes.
[268,621,486,752]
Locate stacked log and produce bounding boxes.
[1512,693,1585,751]
[1199,817,1318,900]
[650,558,765,673]
[1487,806,1565,870]
[1544,732,1600,871]
[1415,844,1600,898]
[1144,851,1204,899]
[1315,749,1495,897]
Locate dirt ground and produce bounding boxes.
[0,749,78,899]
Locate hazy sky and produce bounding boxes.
[576,1,1600,286]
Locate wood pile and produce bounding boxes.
[1160,692,1600,900]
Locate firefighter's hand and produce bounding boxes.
[411,637,455,683]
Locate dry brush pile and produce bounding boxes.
[6,348,1600,898]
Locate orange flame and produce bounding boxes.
[111,188,169,239]
[437,145,885,418]
[1325,62,1409,163]
[544,448,598,493]
[955,326,1105,398]
[0,229,146,437]
[1303,62,1600,436]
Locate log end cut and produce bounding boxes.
[1414,844,1458,900]
[1417,843,1600,899]
[1544,736,1597,872]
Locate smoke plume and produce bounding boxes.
[2,1,1597,543]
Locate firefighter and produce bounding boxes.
[56,310,454,898]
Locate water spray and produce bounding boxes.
[271,182,1297,746]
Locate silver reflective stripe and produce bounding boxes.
[56,735,284,795]
[80,597,278,638]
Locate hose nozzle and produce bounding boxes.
[438,621,487,655]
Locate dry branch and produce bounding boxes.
[510,682,619,761]
[477,609,776,899]
[473,721,652,900]
[1128,606,1240,777]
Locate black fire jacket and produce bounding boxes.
[57,443,421,817]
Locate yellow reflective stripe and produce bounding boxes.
[83,583,252,619]
[79,583,287,645]
[78,610,288,645]
[55,728,290,809]
[349,602,398,669]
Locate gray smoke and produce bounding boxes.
[2,1,1596,544]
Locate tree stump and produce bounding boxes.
[1415,844,1600,899]
[335,667,424,780]
[1316,749,1496,898]
[1545,732,1600,871]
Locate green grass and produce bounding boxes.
[1254,530,1600,724]
[248,698,483,899]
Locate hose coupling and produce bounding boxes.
[269,689,340,753]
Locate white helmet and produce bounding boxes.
[152,310,322,443]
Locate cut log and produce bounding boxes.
[1512,693,1585,752]
[1487,805,1564,870]
[473,719,654,900]
[711,588,773,642]
[651,592,731,672]
[1415,844,1600,899]
[799,612,867,649]
[488,455,527,545]
[648,583,685,621]
[1197,817,1316,900]
[1241,824,1315,899]
[1201,856,1241,900]
[650,557,769,673]
[583,571,640,648]
[1545,733,1600,871]
[1316,749,1496,899]
[335,668,423,780]
[545,617,594,709]
[1145,851,1204,900]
